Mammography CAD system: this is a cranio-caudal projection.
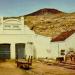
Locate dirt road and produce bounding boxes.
[0,61,75,75]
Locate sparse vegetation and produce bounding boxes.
[24,10,75,37]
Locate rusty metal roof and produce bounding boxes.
[51,30,75,42]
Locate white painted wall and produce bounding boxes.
[49,33,75,59]
[65,33,75,52]
[0,17,35,59]
[0,34,34,59]
[33,35,51,58]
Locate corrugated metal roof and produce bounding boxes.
[51,30,75,42]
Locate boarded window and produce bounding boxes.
[61,50,65,55]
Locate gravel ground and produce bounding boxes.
[0,60,75,75]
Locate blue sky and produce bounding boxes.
[0,0,75,16]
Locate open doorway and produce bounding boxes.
[0,44,10,59]
[15,43,25,59]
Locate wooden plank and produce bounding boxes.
[16,56,32,69]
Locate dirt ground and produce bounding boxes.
[0,60,75,75]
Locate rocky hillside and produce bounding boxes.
[24,8,75,37]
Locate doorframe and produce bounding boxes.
[15,43,25,59]
[0,43,11,59]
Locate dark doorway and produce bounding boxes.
[0,44,10,59]
[15,43,25,59]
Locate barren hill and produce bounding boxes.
[26,8,63,16]
[24,8,75,37]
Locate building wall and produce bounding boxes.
[0,17,35,59]
[65,33,75,52]
[49,42,60,59]
[49,41,73,59]
[0,33,57,59]
[33,35,52,59]
[0,34,34,59]
[49,33,75,59]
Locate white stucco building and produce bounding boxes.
[0,17,35,59]
[0,17,51,59]
[50,30,75,59]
